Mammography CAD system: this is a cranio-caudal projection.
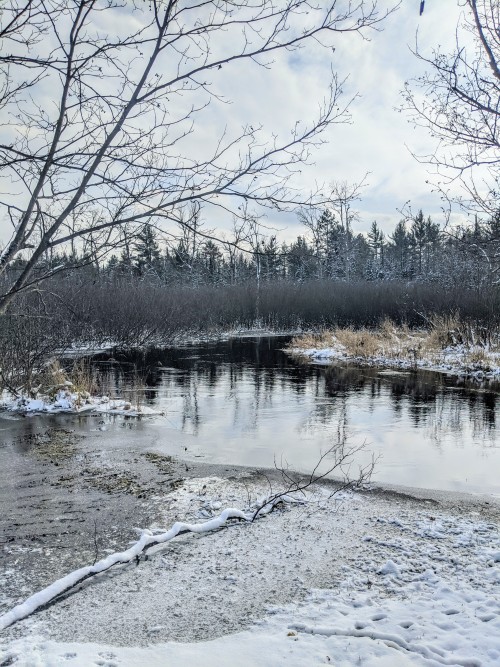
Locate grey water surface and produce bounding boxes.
[70,336,499,495]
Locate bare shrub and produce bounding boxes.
[3,276,500,386]
[0,298,74,396]
[426,313,464,350]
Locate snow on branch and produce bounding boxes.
[0,436,374,632]
[0,499,290,632]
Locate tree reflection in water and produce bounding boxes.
[86,336,500,491]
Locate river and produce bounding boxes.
[48,334,500,496]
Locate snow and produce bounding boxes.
[0,501,285,632]
[377,559,401,577]
[0,389,162,416]
[1,478,499,666]
[0,482,302,632]
[289,342,500,381]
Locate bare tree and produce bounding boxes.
[298,177,366,279]
[225,217,250,284]
[0,0,395,312]
[402,0,500,219]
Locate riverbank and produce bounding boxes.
[0,328,296,416]
[287,323,500,381]
[0,388,164,416]
[1,440,499,666]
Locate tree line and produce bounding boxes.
[6,207,499,291]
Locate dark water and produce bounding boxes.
[79,335,500,496]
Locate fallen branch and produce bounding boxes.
[0,498,289,632]
[1,433,374,632]
[252,437,375,520]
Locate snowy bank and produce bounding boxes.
[287,330,500,381]
[1,476,499,666]
[0,388,163,417]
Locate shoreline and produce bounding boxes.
[286,333,500,383]
[2,335,500,665]
[291,348,500,382]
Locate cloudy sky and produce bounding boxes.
[0,0,472,249]
[242,0,467,241]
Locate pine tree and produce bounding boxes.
[389,220,411,277]
[133,225,161,277]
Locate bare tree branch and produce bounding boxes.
[402,0,500,219]
[0,0,397,311]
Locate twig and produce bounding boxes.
[92,519,99,566]
[251,438,376,521]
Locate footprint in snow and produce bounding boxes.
[354,621,369,629]
[95,652,119,667]
[371,613,387,622]
[479,613,497,622]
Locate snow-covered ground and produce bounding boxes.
[1,476,499,666]
[0,388,162,417]
[288,339,500,381]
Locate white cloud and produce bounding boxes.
[191,0,471,237]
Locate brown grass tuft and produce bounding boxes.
[333,328,382,358]
[465,348,490,367]
[289,331,334,349]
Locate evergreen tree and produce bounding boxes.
[133,225,161,276]
[389,220,411,278]
[287,236,315,281]
[261,236,280,281]
[411,210,427,275]
[367,221,385,279]
[200,240,223,283]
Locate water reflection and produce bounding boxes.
[88,336,500,493]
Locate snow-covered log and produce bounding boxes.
[1,509,251,631]
[0,499,293,632]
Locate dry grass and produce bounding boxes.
[333,328,383,359]
[464,348,490,367]
[289,331,334,349]
[36,360,69,397]
[425,313,464,350]
[292,314,498,365]
[67,359,100,395]
[32,359,100,403]
[290,323,422,360]
[289,316,500,370]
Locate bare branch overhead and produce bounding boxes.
[0,0,396,310]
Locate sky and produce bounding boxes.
[240,0,467,241]
[0,0,473,249]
